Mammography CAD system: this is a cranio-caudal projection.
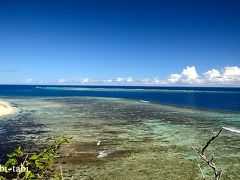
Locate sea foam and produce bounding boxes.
[223,127,240,134]
[139,100,149,103]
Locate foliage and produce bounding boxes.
[0,136,72,179]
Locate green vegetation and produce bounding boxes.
[0,136,72,179]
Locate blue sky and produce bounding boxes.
[0,0,240,85]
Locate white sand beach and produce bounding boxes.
[0,100,15,117]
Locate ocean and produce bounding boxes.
[0,85,240,111]
[0,85,240,179]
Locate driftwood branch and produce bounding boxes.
[198,164,205,179]
[194,129,222,180]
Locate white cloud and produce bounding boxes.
[182,66,200,83]
[203,66,240,84]
[139,77,164,85]
[96,66,240,86]
[80,78,89,83]
[116,77,124,82]
[168,66,202,84]
[13,66,240,86]
[24,78,34,83]
[126,77,133,83]
[57,78,91,84]
[140,78,151,85]
[168,74,181,83]
[103,79,113,83]
[153,77,162,84]
[223,66,240,82]
[224,66,240,76]
[203,69,221,82]
[58,79,68,83]
[115,77,134,83]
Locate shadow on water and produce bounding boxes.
[0,111,48,162]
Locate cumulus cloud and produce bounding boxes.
[223,66,240,82]
[168,66,202,84]
[182,66,201,83]
[168,65,240,85]
[203,69,222,82]
[168,74,181,83]
[14,66,240,86]
[203,66,240,84]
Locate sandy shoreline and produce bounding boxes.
[0,100,16,117]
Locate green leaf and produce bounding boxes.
[1,136,72,179]
[55,136,72,144]
[25,171,36,179]
[5,158,17,166]
[29,173,36,178]
[16,146,22,154]
[35,160,45,170]
[29,154,39,160]
[38,151,45,157]
[7,146,22,158]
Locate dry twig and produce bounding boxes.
[194,129,222,180]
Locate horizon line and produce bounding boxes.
[0,84,240,88]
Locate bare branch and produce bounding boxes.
[201,129,222,154]
[22,153,29,166]
[194,129,222,180]
[198,164,206,180]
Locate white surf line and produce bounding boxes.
[223,127,240,134]
[139,100,149,103]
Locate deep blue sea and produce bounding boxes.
[0,85,240,112]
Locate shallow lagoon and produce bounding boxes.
[0,97,240,179]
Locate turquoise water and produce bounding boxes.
[0,85,240,179]
[0,96,240,179]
